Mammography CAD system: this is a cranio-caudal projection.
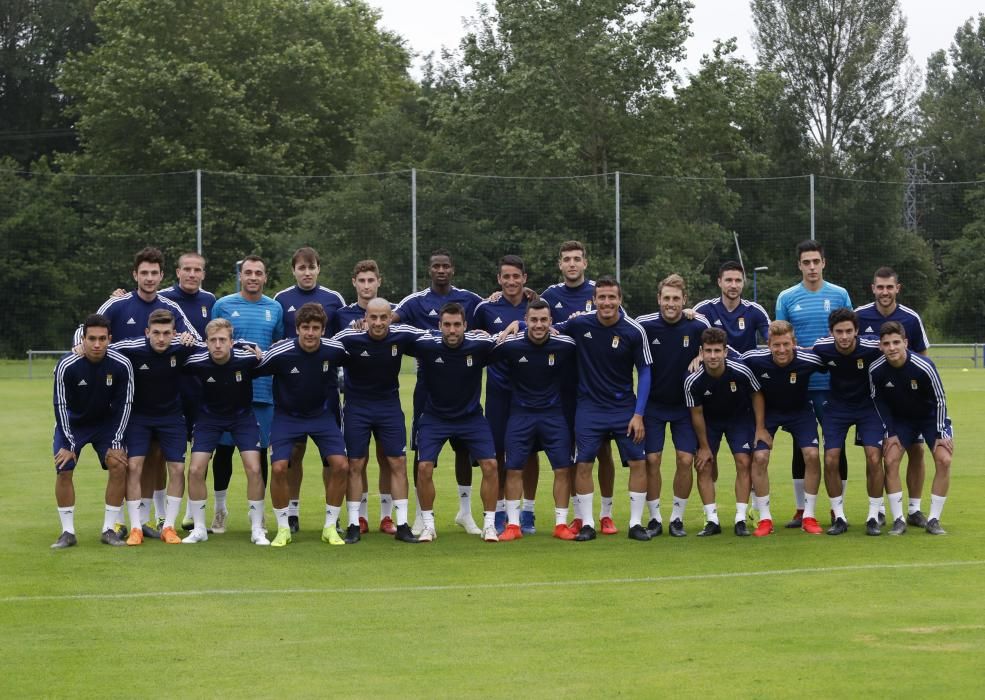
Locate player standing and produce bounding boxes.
[210,255,284,533]
[540,241,620,535]
[51,314,134,548]
[693,261,771,353]
[273,247,346,534]
[775,240,852,527]
[636,274,710,537]
[811,309,885,535]
[684,328,766,537]
[556,277,652,541]
[869,322,952,535]
[856,266,932,527]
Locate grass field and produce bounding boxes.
[2,363,983,697]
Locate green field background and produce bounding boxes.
[1,364,982,697]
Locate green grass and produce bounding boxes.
[2,367,984,697]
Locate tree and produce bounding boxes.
[751,0,915,174]
[0,1,97,164]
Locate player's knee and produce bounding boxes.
[272,460,290,477]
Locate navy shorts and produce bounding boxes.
[415,412,496,464]
[270,408,346,463]
[893,416,952,451]
[126,412,187,462]
[574,402,645,465]
[763,406,820,452]
[504,407,572,470]
[644,402,697,455]
[193,412,261,454]
[343,399,406,459]
[705,414,756,456]
[484,382,512,454]
[219,403,272,449]
[821,400,884,450]
[52,422,117,473]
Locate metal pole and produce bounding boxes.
[411,168,418,292]
[753,266,768,305]
[28,350,32,379]
[614,171,621,282]
[196,169,203,254]
[809,173,815,240]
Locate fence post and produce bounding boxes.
[809,173,815,240]
[614,171,621,283]
[411,168,417,293]
[28,350,33,379]
[196,169,203,254]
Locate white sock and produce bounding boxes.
[830,495,845,521]
[153,489,166,520]
[671,497,687,523]
[248,500,264,531]
[139,497,152,525]
[57,506,75,534]
[458,485,472,516]
[628,491,646,527]
[288,499,300,518]
[887,491,904,521]
[483,511,495,530]
[506,499,521,526]
[422,509,435,527]
[380,493,393,519]
[324,504,341,528]
[735,502,748,524]
[359,491,368,520]
[647,499,661,522]
[555,507,568,526]
[879,495,887,516]
[804,492,818,520]
[127,500,142,530]
[393,499,408,526]
[495,498,506,514]
[702,503,719,525]
[214,489,228,514]
[571,493,582,516]
[792,478,805,510]
[908,497,921,515]
[348,501,361,527]
[754,495,772,522]
[274,506,289,529]
[866,496,882,522]
[521,498,535,513]
[578,493,595,528]
[102,503,121,532]
[164,495,182,528]
[599,496,613,519]
[929,494,946,521]
[189,499,207,532]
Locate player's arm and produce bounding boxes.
[752,391,771,448]
[53,361,78,459]
[628,364,650,443]
[107,356,135,451]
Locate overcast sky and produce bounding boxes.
[370,0,983,79]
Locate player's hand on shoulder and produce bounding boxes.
[177,332,196,346]
[111,288,126,298]
[522,287,538,302]
[486,290,503,302]
[687,355,702,374]
[72,343,84,356]
[682,308,695,320]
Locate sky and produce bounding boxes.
[369,0,983,79]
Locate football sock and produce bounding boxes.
[324,504,341,528]
[422,510,435,528]
[888,491,904,521]
[599,496,613,519]
[103,503,120,532]
[628,491,646,527]
[803,492,818,520]
[671,497,687,523]
[929,494,946,521]
[702,503,719,525]
[647,498,662,522]
[830,495,846,521]
[754,495,772,522]
[521,498,535,513]
[214,489,228,514]
[274,507,289,529]
[348,501,361,527]
[247,500,264,531]
[578,493,595,528]
[735,502,748,524]
[483,511,495,530]
[908,497,922,515]
[506,499,521,526]
[139,498,152,525]
[57,506,75,534]
[495,498,506,515]
[153,489,166,521]
[189,499,207,532]
[866,496,882,522]
[359,492,368,520]
[554,507,568,526]
[792,478,805,510]
[164,495,182,528]
[393,499,408,526]
[127,500,142,530]
[288,499,299,518]
[458,485,472,516]
[380,493,393,520]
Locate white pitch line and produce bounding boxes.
[2,559,982,604]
